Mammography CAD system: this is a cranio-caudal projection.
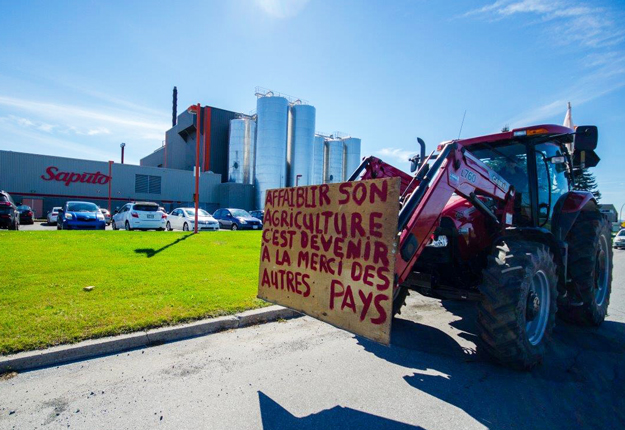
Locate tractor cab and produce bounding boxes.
[462,125,579,229]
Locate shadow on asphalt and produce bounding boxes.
[357,299,625,429]
[134,233,193,258]
[258,391,423,430]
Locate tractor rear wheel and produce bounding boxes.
[477,239,558,369]
[558,211,612,326]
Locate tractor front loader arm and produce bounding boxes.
[394,142,516,284]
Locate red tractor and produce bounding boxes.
[349,124,612,369]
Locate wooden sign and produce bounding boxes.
[257,177,401,345]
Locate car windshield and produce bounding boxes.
[618,230,625,237]
[52,207,61,212]
[231,209,250,218]
[17,206,30,210]
[134,205,158,212]
[67,202,98,212]
[184,209,210,217]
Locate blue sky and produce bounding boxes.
[1,0,624,212]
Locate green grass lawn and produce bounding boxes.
[0,231,265,355]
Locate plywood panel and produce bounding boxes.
[258,177,400,344]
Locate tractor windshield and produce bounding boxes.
[467,142,531,225]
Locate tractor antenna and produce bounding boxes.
[457,110,467,140]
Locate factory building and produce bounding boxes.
[2,87,361,215]
[0,150,254,218]
[140,106,238,182]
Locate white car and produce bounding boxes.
[112,202,167,231]
[614,229,625,249]
[47,207,63,225]
[167,207,220,231]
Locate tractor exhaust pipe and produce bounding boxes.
[410,138,426,172]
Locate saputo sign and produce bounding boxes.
[257,177,401,344]
[41,166,111,187]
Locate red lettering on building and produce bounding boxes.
[41,166,111,187]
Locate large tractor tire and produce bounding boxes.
[392,286,410,317]
[477,239,558,369]
[558,211,612,326]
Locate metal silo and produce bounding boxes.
[342,137,361,181]
[228,118,256,185]
[324,139,344,184]
[255,95,289,208]
[288,104,316,187]
[311,135,325,185]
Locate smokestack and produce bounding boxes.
[172,86,178,127]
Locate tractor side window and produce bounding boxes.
[536,143,569,227]
[468,143,531,226]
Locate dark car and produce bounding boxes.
[0,190,19,230]
[57,201,106,230]
[17,205,35,225]
[249,210,264,223]
[213,208,262,231]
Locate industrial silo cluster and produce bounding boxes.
[227,89,362,209]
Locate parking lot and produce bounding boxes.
[14,221,237,232]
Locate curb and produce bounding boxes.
[0,305,300,373]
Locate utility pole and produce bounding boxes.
[108,161,113,215]
[194,104,201,234]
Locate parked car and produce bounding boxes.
[100,208,112,225]
[47,206,63,225]
[112,201,166,231]
[250,210,264,223]
[17,205,35,225]
[0,190,19,230]
[614,229,625,249]
[167,207,220,231]
[57,201,106,230]
[213,208,262,231]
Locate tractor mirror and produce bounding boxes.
[574,125,598,151]
[410,156,419,173]
[573,149,600,169]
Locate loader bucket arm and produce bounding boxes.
[391,142,515,284]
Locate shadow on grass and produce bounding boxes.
[134,233,193,258]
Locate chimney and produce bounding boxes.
[172,86,178,127]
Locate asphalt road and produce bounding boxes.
[1,253,624,429]
[15,221,113,231]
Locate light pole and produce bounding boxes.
[120,142,126,164]
[187,104,201,234]
[108,161,113,215]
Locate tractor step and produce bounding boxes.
[402,271,482,301]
